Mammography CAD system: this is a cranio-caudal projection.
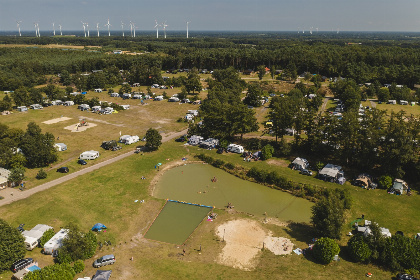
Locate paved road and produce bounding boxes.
[0,129,188,207]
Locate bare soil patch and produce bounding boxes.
[42,117,72,124]
[266,158,290,167]
[263,236,294,255]
[64,123,97,132]
[215,219,266,271]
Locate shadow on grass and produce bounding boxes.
[285,222,315,244]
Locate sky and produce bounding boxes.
[1,0,420,33]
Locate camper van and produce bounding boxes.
[122,93,131,99]
[22,224,54,250]
[30,104,43,110]
[79,150,100,160]
[43,229,68,255]
[110,92,120,97]
[78,104,90,111]
[119,135,139,145]
[227,144,245,154]
[188,135,204,146]
[17,106,28,112]
[63,101,74,106]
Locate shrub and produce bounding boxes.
[212,159,225,168]
[347,235,372,262]
[36,168,47,179]
[224,163,235,170]
[261,144,274,160]
[312,237,340,264]
[378,175,392,190]
[39,229,55,247]
[72,259,85,274]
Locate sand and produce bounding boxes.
[42,117,72,124]
[215,219,294,270]
[64,123,97,132]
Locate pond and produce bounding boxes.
[153,164,313,223]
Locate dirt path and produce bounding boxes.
[320,97,330,113]
[0,129,188,207]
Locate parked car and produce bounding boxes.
[57,167,69,173]
[217,147,224,154]
[78,159,87,165]
[93,254,116,268]
[111,146,122,151]
[175,135,187,142]
[11,258,33,272]
[397,273,418,280]
[300,169,313,176]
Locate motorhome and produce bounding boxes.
[119,135,139,145]
[17,106,28,112]
[110,92,120,97]
[43,229,68,255]
[22,224,53,250]
[188,135,204,146]
[30,104,43,110]
[94,89,103,93]
[79,150,100,160]
[78,104,90,111]
[63,101,74,106]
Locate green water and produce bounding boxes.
[154,164,313,223]
[144,201,211,245]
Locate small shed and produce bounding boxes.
[55,143,67,152]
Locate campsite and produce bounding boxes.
[0,34,419,280]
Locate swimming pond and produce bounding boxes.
[153,164,312,223]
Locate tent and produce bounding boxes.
[92,223,107,232]
[92,270,112,280]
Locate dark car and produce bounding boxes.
[42,103,53,107]
[217,147,224,154]
[57,167,69,173]
[11,258,33,272]
[78,159,87,165]
[175,136,187,142]
[300,169,313,176]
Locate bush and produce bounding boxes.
[39,228,55,247]
[312,237,340,264]
[378,175,392,190]
[224,163,235,170]
[0,219,25,272]
[212,159,225,168]
[73,260,85,274]
[261,144,274,160]
[347,235,372,262]
[36,168,47,179]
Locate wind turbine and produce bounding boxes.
[96,23,100,37]
[162,21,168,38]
[16,21,22,37]
[186,21,190,38]
[86,22,90,37]
[298,27,300,34]
[34,22,40,37]
[52,22,56,36]
[316,27,319,33]
[37,23,40,37]
[105,18,111,36]
[310,26,313,35]
[59,24,62,35]
[132,22,136,38]
[154,20,160,38]
[81,21,86,37]
[121,21,124,37]
[337,28,339,34]
[129,21,133,37]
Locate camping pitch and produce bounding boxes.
[144,200,212,245]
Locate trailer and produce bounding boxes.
[119,135,139,145]
[43,228,68,255]
[79,150,100,160]
[22,224,54,250]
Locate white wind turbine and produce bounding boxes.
[186,21,190,38]
[154,20,160,38]
[81,21,86,37]
[121,21,124,37]
[16,21,22,37]
[105,18,111,36]
[129,21,133,37]
[59,24,62,35]
[162,21,168,38]
[310,26,313,34]
[96,23,100,37]
[132,22,136,38]
[34,22,40,37]
[86,22,90,37]
[52,22,56,36]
